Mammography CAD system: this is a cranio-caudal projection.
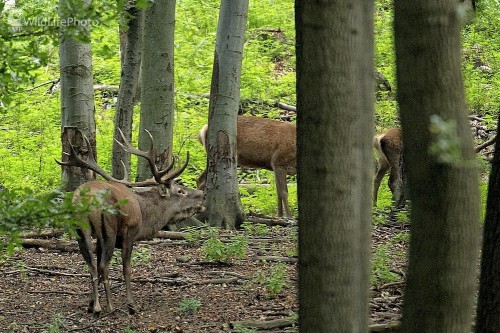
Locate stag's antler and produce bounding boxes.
[115,128,173,184]
[56,133,135,185]
[115,128,189,185]
[56,129,189,187]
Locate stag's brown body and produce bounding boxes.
[197,116,296,217]
[373,127,406,207]
[58,129,205,315]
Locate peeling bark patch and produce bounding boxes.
[63,65,91,78]
[217,130,230,158]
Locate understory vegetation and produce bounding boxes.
[0,0,499,297]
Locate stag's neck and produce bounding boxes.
[133,190,170,241]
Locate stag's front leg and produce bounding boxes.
[76,229,102,314]
[121,233,136,314]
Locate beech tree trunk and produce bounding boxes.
[137,0,175,181]
[112,5,144,180]
[204,0,248,229]
[296,1,374,331]
[58,0,96,191]
[395,1,480,332]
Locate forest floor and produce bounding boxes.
[0,211,408,333]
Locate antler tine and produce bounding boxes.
[119,160,129,183]
[115,128,165,183]
[56,133,130,185]
[156,147,176,178]
[161,152,190,184]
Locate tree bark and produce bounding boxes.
[395,1,480,332]
[476,112,500,332]
[112,5,144,180]
[204,0,248,229]
[58,0,96,191]
[137,0,175,181]
[296,0,374,332]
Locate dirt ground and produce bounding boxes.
[0,216,407,333]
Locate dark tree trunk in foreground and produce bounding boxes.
[204,0,248,229]
[296,0,374,331]
[476,113,500,332]
[395,1,480,332]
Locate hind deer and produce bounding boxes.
[197,116,296,217]
[57,129,205,315]
[373,128,406,208]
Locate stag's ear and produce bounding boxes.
[157,184,170,198]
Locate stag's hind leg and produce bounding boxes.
[76,228,101,314]
[97,217,117,313]
[121,228,136,314]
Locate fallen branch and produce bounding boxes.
[469,115,485,122]
[130,276,183,285]
[475,135,496,153]
[19,229,65,239]
[192,277,239,285]
[246,214,291,226]
[232,317,399,332]
[231,316,296,330]
[155,231,186,240]
[206,270,250,280]
[25,266,87,278]
[255,256,297,263]
[181,277,240,289]
[93,84,119,93]
[25,79,59,92]
[24,265,183,284]
[20,238,78,252]
[275,101,296,113]
[377,280,405,290]
[27,290,84,296]
[369,322,400,333]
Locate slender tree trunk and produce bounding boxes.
[137,0,175,181]
[112,5,144,180]
[395,1,480,332]
[58,0,96,191]
[476,113,500,331]
[296,1,374,331]
[205,0,248,229]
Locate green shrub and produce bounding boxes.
[0,188,118,255]
[254,263,289,298]
[179,297,202,314]
[201,229,248,263]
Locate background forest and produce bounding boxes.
[0,0,499,210]
[0,0,500,331]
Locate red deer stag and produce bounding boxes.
[373,128,406,208]
[57,129,205,315]
[197,116,296,217]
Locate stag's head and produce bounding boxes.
[143,181,206,226]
